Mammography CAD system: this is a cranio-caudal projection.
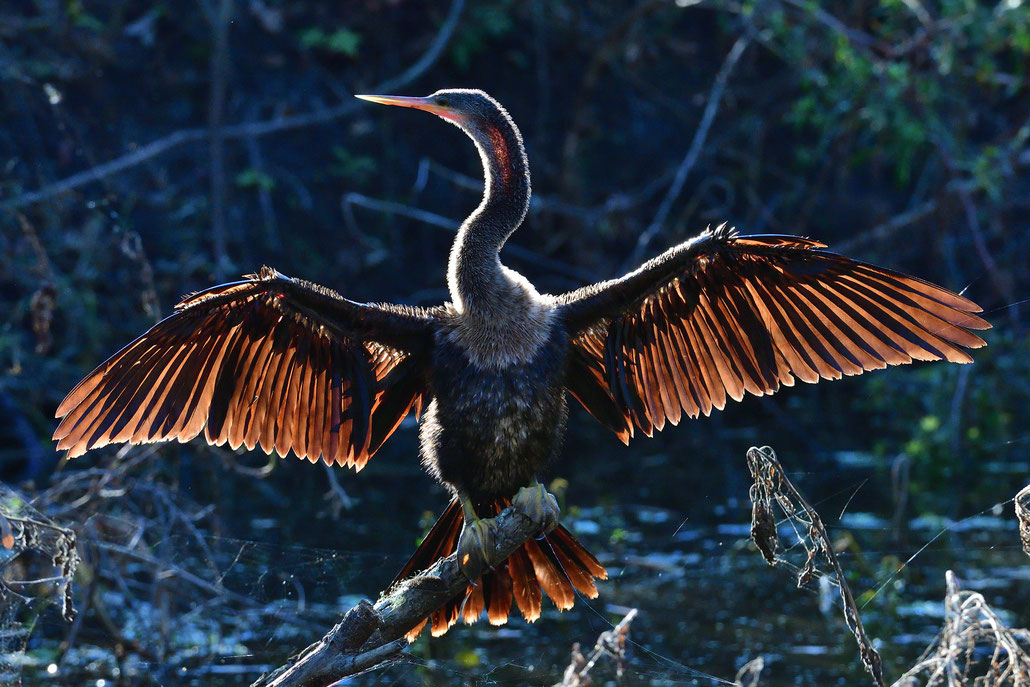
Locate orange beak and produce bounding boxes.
[355,94,463,122]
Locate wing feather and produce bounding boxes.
[55,268,434,467]
[558,227,989,439]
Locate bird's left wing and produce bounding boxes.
[54,267,438,467]
[554,225,990,443]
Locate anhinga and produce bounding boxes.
[55,89,990,639]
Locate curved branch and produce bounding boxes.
[251,501,542,687]
[624,31,752,270]
[1,0,465,213]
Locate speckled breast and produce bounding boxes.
[420,327,570,500]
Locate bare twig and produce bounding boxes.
[555,608,637,687]
[1017,483,1030,559]
[0,0,464,213]
[626,32,752,268]
[734,657,765,687]
[894,571,1030,686]
[205,0,233,279]
[251,502,547,687]
[746,445,884,687]
[835,199,939,254]
[341,192,600,284]
[0,498,79,623]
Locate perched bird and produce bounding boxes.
[54,89,989,639]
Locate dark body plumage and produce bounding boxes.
[54,88,990,640]
[422,319,570,500]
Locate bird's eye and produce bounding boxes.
[435,95,449,107]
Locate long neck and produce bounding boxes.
[447,111,531,314]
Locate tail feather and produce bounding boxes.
[396,498,463,581]
[525,536,575,610]
[548,529,604,596]
[462,582,486,623]
[507,547,542,621]
[394,497,607,641]
[485,570,513,625]
[430,602,459,638]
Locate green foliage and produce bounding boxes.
[329,147,376,182]
[449,1,516,70]
[65,0,105,32]
[235,168,275,191]
[776,0,1027,186]
[299,27,362,57]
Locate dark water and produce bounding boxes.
[8,444,1027,687]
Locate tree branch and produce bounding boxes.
[625,30,752,269]
[1,0,464,213]
[205,0,232,279]
[251,500,543,687]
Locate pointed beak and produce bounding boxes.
[355,94,461,121]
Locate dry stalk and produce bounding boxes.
[893,571,1030,687]
[746,445,885,687]
[554,608,637,687]
[0,492,79,624]
[734,657,765,687]
[1016,483,1030,559]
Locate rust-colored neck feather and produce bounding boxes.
[447,102,531,315]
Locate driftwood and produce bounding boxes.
[251,502,546,687]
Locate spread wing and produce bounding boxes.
[555,225,990,442]
[54,267,438,468]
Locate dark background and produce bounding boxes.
[1,1,1028,685]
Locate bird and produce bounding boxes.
[54,88,990,640]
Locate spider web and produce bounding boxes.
[0,483,78,687]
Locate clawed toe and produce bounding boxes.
[513,483,560,534]
[457,517,498,579]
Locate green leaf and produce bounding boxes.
[298,27,362,57]
[325,29,362,57]
[235,169,275,191]
[299,28,326,49]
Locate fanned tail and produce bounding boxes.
[394,497,607,641]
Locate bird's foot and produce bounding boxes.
[457,517,498,579]
[513,482,560,535]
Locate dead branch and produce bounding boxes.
[894,570,1030,687]
[250,501,546,687]
[626,29,753,269]
[0,491,79,624]
[555,608,637,687]
[935,136,1014,315]
[746,445,885,687]
[341,192,600,284]
[201,0,233,279]
[0,0,464,213]
[1017,483,1030,559]
[835,199,939,254]
[734,657,765,687]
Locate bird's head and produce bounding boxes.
[356,89,518,151]
[357,88,529,227]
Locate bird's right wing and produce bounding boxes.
[554,226,990,442]
[54,267,439,468]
